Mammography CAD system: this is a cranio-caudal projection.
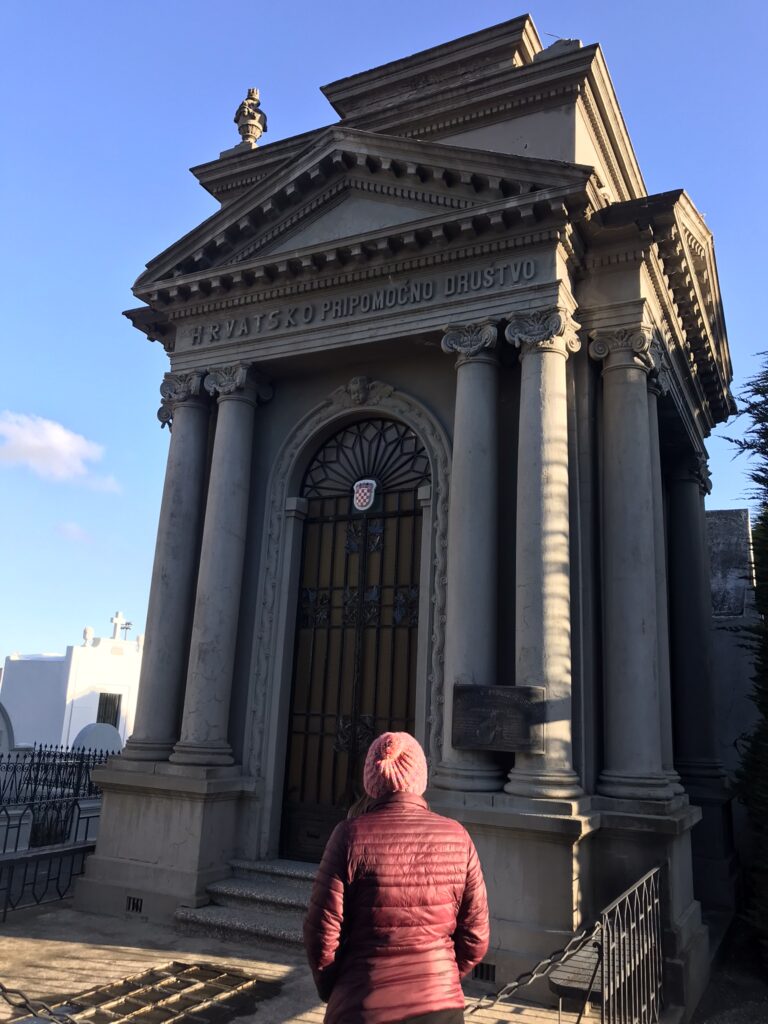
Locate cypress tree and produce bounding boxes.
[731,355,768,961]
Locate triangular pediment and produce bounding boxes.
[226,176,483,264]
[135,127,595,294]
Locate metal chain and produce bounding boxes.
[0,979,80,1024]
[467,920,602,1014]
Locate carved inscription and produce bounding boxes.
[186,258,537,348]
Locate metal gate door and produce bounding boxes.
[281,419,431,862]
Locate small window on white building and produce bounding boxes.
[97,693,122,728]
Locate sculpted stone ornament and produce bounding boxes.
[441,322,498,360]
[205,363,273,403]
[157,370,205,430]
[233,88,267,148]
[588,327,653,370]
[648,338,671,397]
[504,309,581,358]
[332,376,394,409]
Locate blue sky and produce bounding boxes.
[1,0,765,661]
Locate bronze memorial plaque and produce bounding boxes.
[452,685,546,753]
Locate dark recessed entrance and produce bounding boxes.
[280,418,431,862]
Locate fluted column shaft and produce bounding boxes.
[171,364,271,766]
[432,323,505,791]
[647,363,683,792]
[591,328,673,800]
[504,309,582,798]
[124,371,209,761]
[668,456,725,782]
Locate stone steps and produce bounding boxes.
[175,858,317,947]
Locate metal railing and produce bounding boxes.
[0,746,113,805]
[600,866,663,1023]
[471,865,664,1024]
[0,839,95,921]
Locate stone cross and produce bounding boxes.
[111,611,127,640]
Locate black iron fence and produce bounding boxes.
[600,866,663,1023]
[0,746,112,805]
[473,865,665,1023]
[0,746,112,919]
[0,840,96,921]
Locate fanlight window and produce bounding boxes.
[301,419,431,498]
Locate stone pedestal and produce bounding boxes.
[75,759,249,921]
[504,308,582,799]
[171,365,271,767]
[590,328,672,800]
[124,372,209,762]
[432,323,505,792]
[428,789,599,984]
[668,456,736,910]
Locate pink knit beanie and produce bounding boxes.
[363,732,428,798]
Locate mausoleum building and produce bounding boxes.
[78,16,736,1017]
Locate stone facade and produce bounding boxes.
[76,16,736,1021]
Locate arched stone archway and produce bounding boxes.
[243,377,451,858]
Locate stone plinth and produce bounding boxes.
[75,759,251,922]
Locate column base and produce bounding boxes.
[431,757,505,792]
[169,741,235,766]
[504,764,583,799]
[665,768,686,795]
[597,769,675,801]
[122,737,175,761]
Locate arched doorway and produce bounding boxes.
[280,418,431,861]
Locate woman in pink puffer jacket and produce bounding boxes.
[303,732,490,1024]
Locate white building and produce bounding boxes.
[1,613,143,749]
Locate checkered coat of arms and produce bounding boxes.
[353,478,377,512]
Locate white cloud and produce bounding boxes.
[0,412,118,489]
[87,474,122,494]
[56,521,91,543]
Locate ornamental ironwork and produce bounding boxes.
[302,419,430,499]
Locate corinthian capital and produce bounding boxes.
[157,370,205,429]
[441,322,498,360]
[504,308,581,359]
[205,363,273,404]
[588,327,653,370]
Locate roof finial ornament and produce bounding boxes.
[234,88,268,149]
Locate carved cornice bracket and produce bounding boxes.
[157,370,206,430]
[588,326,653,371]
[504,308,581,359]
[441,322,498,363]
[205,363,273,404]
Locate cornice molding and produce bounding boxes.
[162,227,563,322]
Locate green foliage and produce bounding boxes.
[731,355,768,959]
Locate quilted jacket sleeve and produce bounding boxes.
[453,833,490,976]
[303,822,348,1001]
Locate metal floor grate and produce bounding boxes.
[24,962,282,1024]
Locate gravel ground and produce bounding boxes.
[692,920,768,1024]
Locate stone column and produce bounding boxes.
[590,328,673,800]
[504,309,582,798]
[170,364,272,766]
[667,454,725,783]
[432,322,505,791]
[123,371,209,761]
[647,358,683,793]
